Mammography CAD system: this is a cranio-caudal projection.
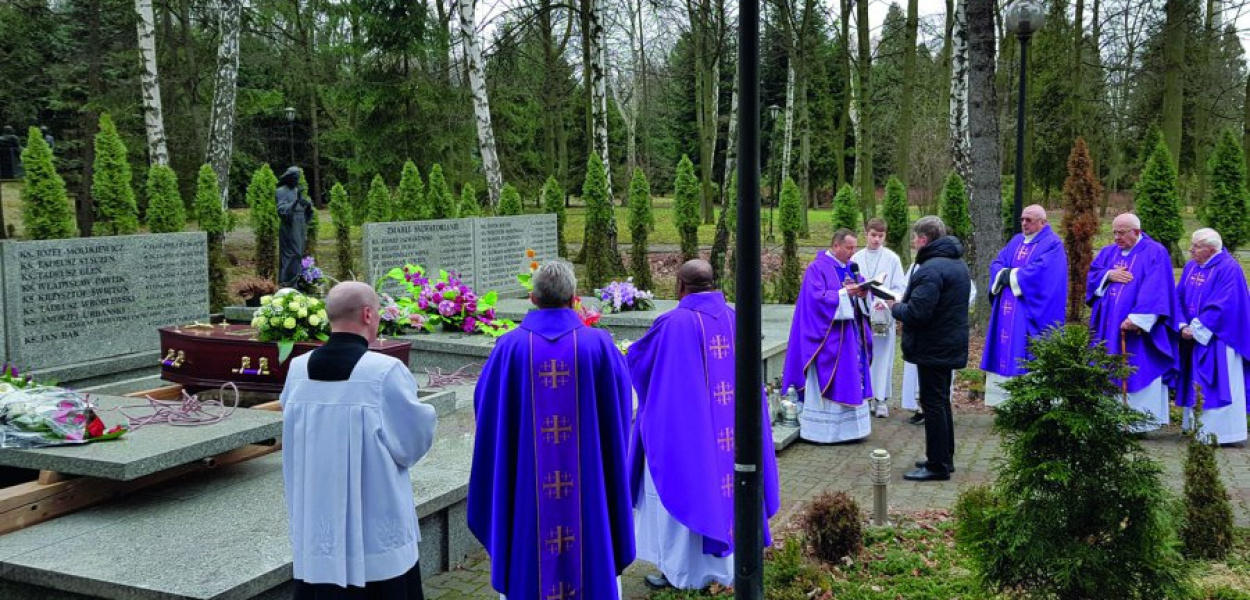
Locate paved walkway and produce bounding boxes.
[425,407,1250,599]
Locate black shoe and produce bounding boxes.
[903,467,951,481]
[907,413,925,425]
[915,461,955,473]
[644,573,672,590]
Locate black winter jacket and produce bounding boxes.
[890,236,972,368]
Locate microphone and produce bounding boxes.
[849,263,860,278]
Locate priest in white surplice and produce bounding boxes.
[281,282,439,600]
[852,218,907,419]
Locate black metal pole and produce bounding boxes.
[289,121,296,165]
[1012,33,1030,236]
[734,0,763,593]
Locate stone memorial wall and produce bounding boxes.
[473,216,559,295]
[2,232,209,370]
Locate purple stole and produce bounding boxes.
[696,311,736,555]
[990,241,1037,375]
[530,331,582,599]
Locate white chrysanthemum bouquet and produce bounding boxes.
[251,289,330,362]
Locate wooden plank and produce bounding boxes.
[36,471,69,485]
[124,384,184,401]
[251,400,282,412]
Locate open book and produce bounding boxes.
[853,272,898,301]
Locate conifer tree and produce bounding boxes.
[628,168,654,291]
[1001,175,1017,240]
[427,164,457,219]
[145,164,185,233]
[674,155,701,261]
[395,160,425,221]
[542,176,567,257]
[329,182,354,280]
[91,113,140,235]
[498,183,523,216]
[364,175,391,223]
[832,183,859,232]
[19,128,75,240]
[939,171,972,242]
[1062,138,1102,322]
[460,184,481,216]
[1203,129,1249,251]
[584,153,616,289]
[246,164,279,279]
[1136,137,1184,260]
[300,170,318,259]
[194,164,230,311]
[883,176,910,266]
[776,177,803,303]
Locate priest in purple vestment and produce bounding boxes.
[468,260,636,600]
[782,228,874,443]
[1176,228,1250,446]
[1086,213,1179,431]
[980,204,1067,406]
[626,260,781,590]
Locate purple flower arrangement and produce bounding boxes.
[297,256,326,295]
[596,278,655,313]
[384,264,516,337]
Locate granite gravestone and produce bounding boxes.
[3,232,209,370]
[473,215,558,295]
[363,219,476,296]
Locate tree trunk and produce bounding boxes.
[896,0,918,185]
[79,0,103,236]
[1244,73,1250,177]
[781,65,795,186]
[135,0,169,166]
[1162,0,1186,167]
[710,67,739,289]
[798,71,811,233]
[588,0,613,196]
[206,0,241,209]
[855,0,874,218]
[458,0,504,206]
[948,0,971,183]
[965,0,1002,327]
[835,0,851,190]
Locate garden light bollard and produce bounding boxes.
[870,449,891,526]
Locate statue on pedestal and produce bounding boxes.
[277,166,313,287]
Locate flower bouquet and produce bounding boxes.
[384,265,517,337]
[517,249,539,292]
[296,256,327,296]
[251,289,330,363]
[0,386,127,448]
[378,293,409,337]
[596,278,655,313]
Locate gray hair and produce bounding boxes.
[912,215,946,242]
[1114,213,1141,230]
[533,260,577,308]
[1192,228,1224,251]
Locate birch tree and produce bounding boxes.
[948,0,971,183]
[135,0,169,166]
[855,0,874,217]
[458,0,504,207]
[206,0,241,209]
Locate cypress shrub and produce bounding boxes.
[364,174,391,223]
[583,153,615,290]
[1136,136,1184,260]
[246,165,279,280]
[91,113,140,235]
[1062,138,1102,322]
[832,182,859,232]
[1001,175,1017,239]
[301,170,318,260]
[939,171,972,242]
[329,182,354,281]
[498,183,523,216]
[144,164,185,233]
[194,164,230,312]
[460,183,481,217]
[799,491,864,565]
[395,160,425,221]
[542,175,567,256]
[883,176,910,267]
[1180,434,1234,560]
[19,127,76,239]
[627,168,654,291]
[1203,129,1249,251]
[775,177,803,304]
[674,154,701,261]
[427,164,457,219]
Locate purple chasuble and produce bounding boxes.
[1175,250,1250,412]
[468,308,635,600]
[625,292,781,557]
[1085,233,1179,392]
[781,252,874,404]
[980,225,1067,377]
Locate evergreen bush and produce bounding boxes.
[674,155,701,261]
[1136,136,1184,260]
[939,171,971,242]
[91,113,140,235]
[955,325,1189,600]
[395,160,425,221]
[300,171,318,259]
[498,183,523,216]
[799,491,864,565]
[460,183,481,217]
[583,153,616,289]
[19,127,76,239]
[542,176,567,257]
[1001,175,1017,239]
[144,164,185,233]
[627,168,654,291]
[245,164,279,280]
[1062,137,1102,322]
[194,164,230,311]
[1181,433,1235,560]
[329,182,354,280]
[427,164,457,219]
[832,182,859,232]
[883,176,909,266]
[775,177,803,304]
[364,174,391,223]
[1203,129,1249,252]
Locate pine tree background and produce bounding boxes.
[19,127,76,240]
[939,171,972,243]
[194,164,230,311]
[145,164,185,233]
[583,153,616,289]
[329,182,355,281]
[542,175,567,257]
[628,168,654,291]
[91,113,140,236]
[246,164,279,279]
[832,183,859,233]
[674,154,701,261]
[364,174,392,223]
[460,183,481,216]
[1061,138,1102,322]
[776,177,803,303]
[1136,137,1184,263]
[1203,129,1249,251]
[883,176,910,267]
[395,160,425,221]
[427,164,457,219]
[497,183,523,216]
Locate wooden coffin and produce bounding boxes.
[158,324,413,393]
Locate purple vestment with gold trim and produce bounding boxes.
[781,252,873,404]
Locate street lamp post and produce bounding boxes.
[284,106,297,165]
[765,104,781,243]
[1006,1,1044,235]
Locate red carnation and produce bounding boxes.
[86,415,105,439]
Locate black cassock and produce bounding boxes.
[277,166,313,286]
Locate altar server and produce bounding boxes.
[851,218,907,418]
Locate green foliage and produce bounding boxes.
[628,168,654,291]
[329,183,354,280]
[542,176,567,257]
[883,176,909,266]
[583,153,616,289]
[459,184,481,217]
[799,491,864,565]
[956,325,1189,600]
[18,127,75,240]
[498,183,523,216]
[1062,138,1102,322]
[144,164,185,233]
[673,155,701,261]
[1001,175,1017,239]
[246,165,280,279]
[1181,435,1235,560]
[194,164,227,234]
[832,183,859,232]
[395,160,425,221]
[364,174,392,223]
[301,171,318,259]
[939,171,971,242]
[781,178,805,236]
[1136,136,1184,256]
[427,164,458,219]
[1203,130,1249,251]
[775,177,803,303]
[91,113,139,235]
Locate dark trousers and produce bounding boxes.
[917,365,955,473]
[293,561,425,600]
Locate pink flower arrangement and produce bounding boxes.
[383,264,516,336]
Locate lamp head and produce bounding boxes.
[768,104,781,121]
[284,107,296,122]
[1006,0,1045,37]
